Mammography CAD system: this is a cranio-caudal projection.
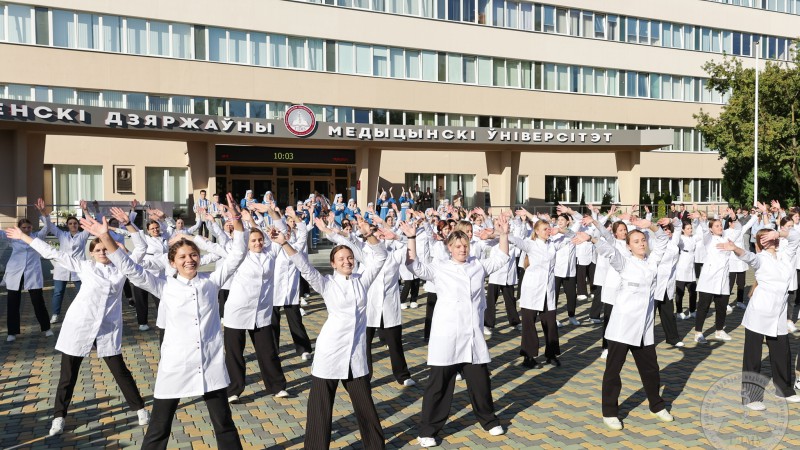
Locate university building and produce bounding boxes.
[0,0,794,223]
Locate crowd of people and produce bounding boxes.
[4,188,800,448]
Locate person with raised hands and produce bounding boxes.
[125,207,170,332]
[35,198,92,324]
[483,210,522,339]
[401,214,511,447]
[717,225,800,408]
[511,209,576,369]
[694,206,751,344]
[573,216,674,431]
[3,224,150,437]
[272,214,388,450]
[82,193,247,450]
[2,209,52,342]
[675,220,701,321]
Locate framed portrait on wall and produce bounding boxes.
[114,165,133,193]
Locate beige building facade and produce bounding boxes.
[0,0,790,222]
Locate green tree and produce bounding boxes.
[695,53,800,205]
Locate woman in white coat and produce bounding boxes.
[209,215,236,317]
[652,220,684,347]
[675,221,700,320]
[484,213,521,336]
[718,227,800,409]
[574,217,674,431]
[3,216,52,342]
[276,218,387,450]
[726,209,758,311]
[131,214,169,331]
[38,199,91,323]
[401,215,511,447]
[694,208,749,344]
[553,212,581,326]
[4,227,149,436]
[510,213,574,369]
[86,194,247,450]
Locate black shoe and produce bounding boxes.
[522,357,543,369]
[546,357,561,367]
[128,299,135,308]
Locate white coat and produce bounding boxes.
[30,239,125,358]
[273,223,309,307]
[366,242,406,328]
[676,233,700,283]
[108,230,246,399]
[728,216,758,272]
[597,229,669,346]
[510,232,573,311]
[552,234,577,278]
[289,243,387,379]
[220,243,280,330]
[44,218,90,282]
[739,229,800,337]
[0,224,48,290]
[409,250,510,366]
[654,229,683,301]
[487,242,518,286]
[696,220,743,295]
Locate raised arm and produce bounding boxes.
[208,194,247,287]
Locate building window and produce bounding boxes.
[544,176,618,204]
[516,175,528,204]
[641,178,721,203]
[405,173,476,208]
[53,165,104,208]
[8,4,32,44]
[146,167,188,207]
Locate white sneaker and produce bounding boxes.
[589,318,603,324]
[45,330,54,337]
[303,293,311,299]
[228,395,239,404]
[403,378,417,387]
[137,409,150,426]
[417,437,437,447]
[568,317,581,326]
[577,295,588,301]
[483,328,492,338]
[737,302,747,310]
[780,394,800,403]
[49,417,65,436]
[788,321,798,333]
[726,305,733,314]
[677,312,688,320]
[50,314,59,324]
[714,330,732,341]
[138,324,150,331]
[690,312,697,318]
[745,401,766,411]
[456,373,463,381]
[652,409,674,422]
[673,342,685,348]
[694,333,708,344]
[488,425,505,436]
[410,302,419,309]
[301,352,312,361]
[300,299,309,307]
[401,303,408,310]
[556,321,564,328]
[274,390,289,398]
[602,417,622,430]
[300,308,306,316]
[589,293,595,299]
[600,349,608,360]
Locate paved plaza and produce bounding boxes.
[2,259,800,449]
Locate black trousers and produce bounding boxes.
[419,363,499,439]
[485,284,520,329]
[305,372,384,450]
[218,289,230,318]
[787,290,798,321]
[197,221,209,238]
[366,318,411,383]
[675,281,697,313]
[728,271,746,304]
[742,329,794,401]
[520,305,559,359]
[141,387,242,450]
[7,279,50,335]
[576,263,595,297]
[589,285,603,319]
[656,294,680,345]
[695,292,727,332]
[132,286,160,326]
[602,304,613,350]
[694,263,703,279]
[554,276,578,318]
[602,340,665,418]
[272,305,313,355]
[123,279,133,300]
[516,265,525,299]
[54,352,144,418]
[224,325,287,397]
[400,279,420,304]
[299,277,311,298]
[424,293,438,342]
